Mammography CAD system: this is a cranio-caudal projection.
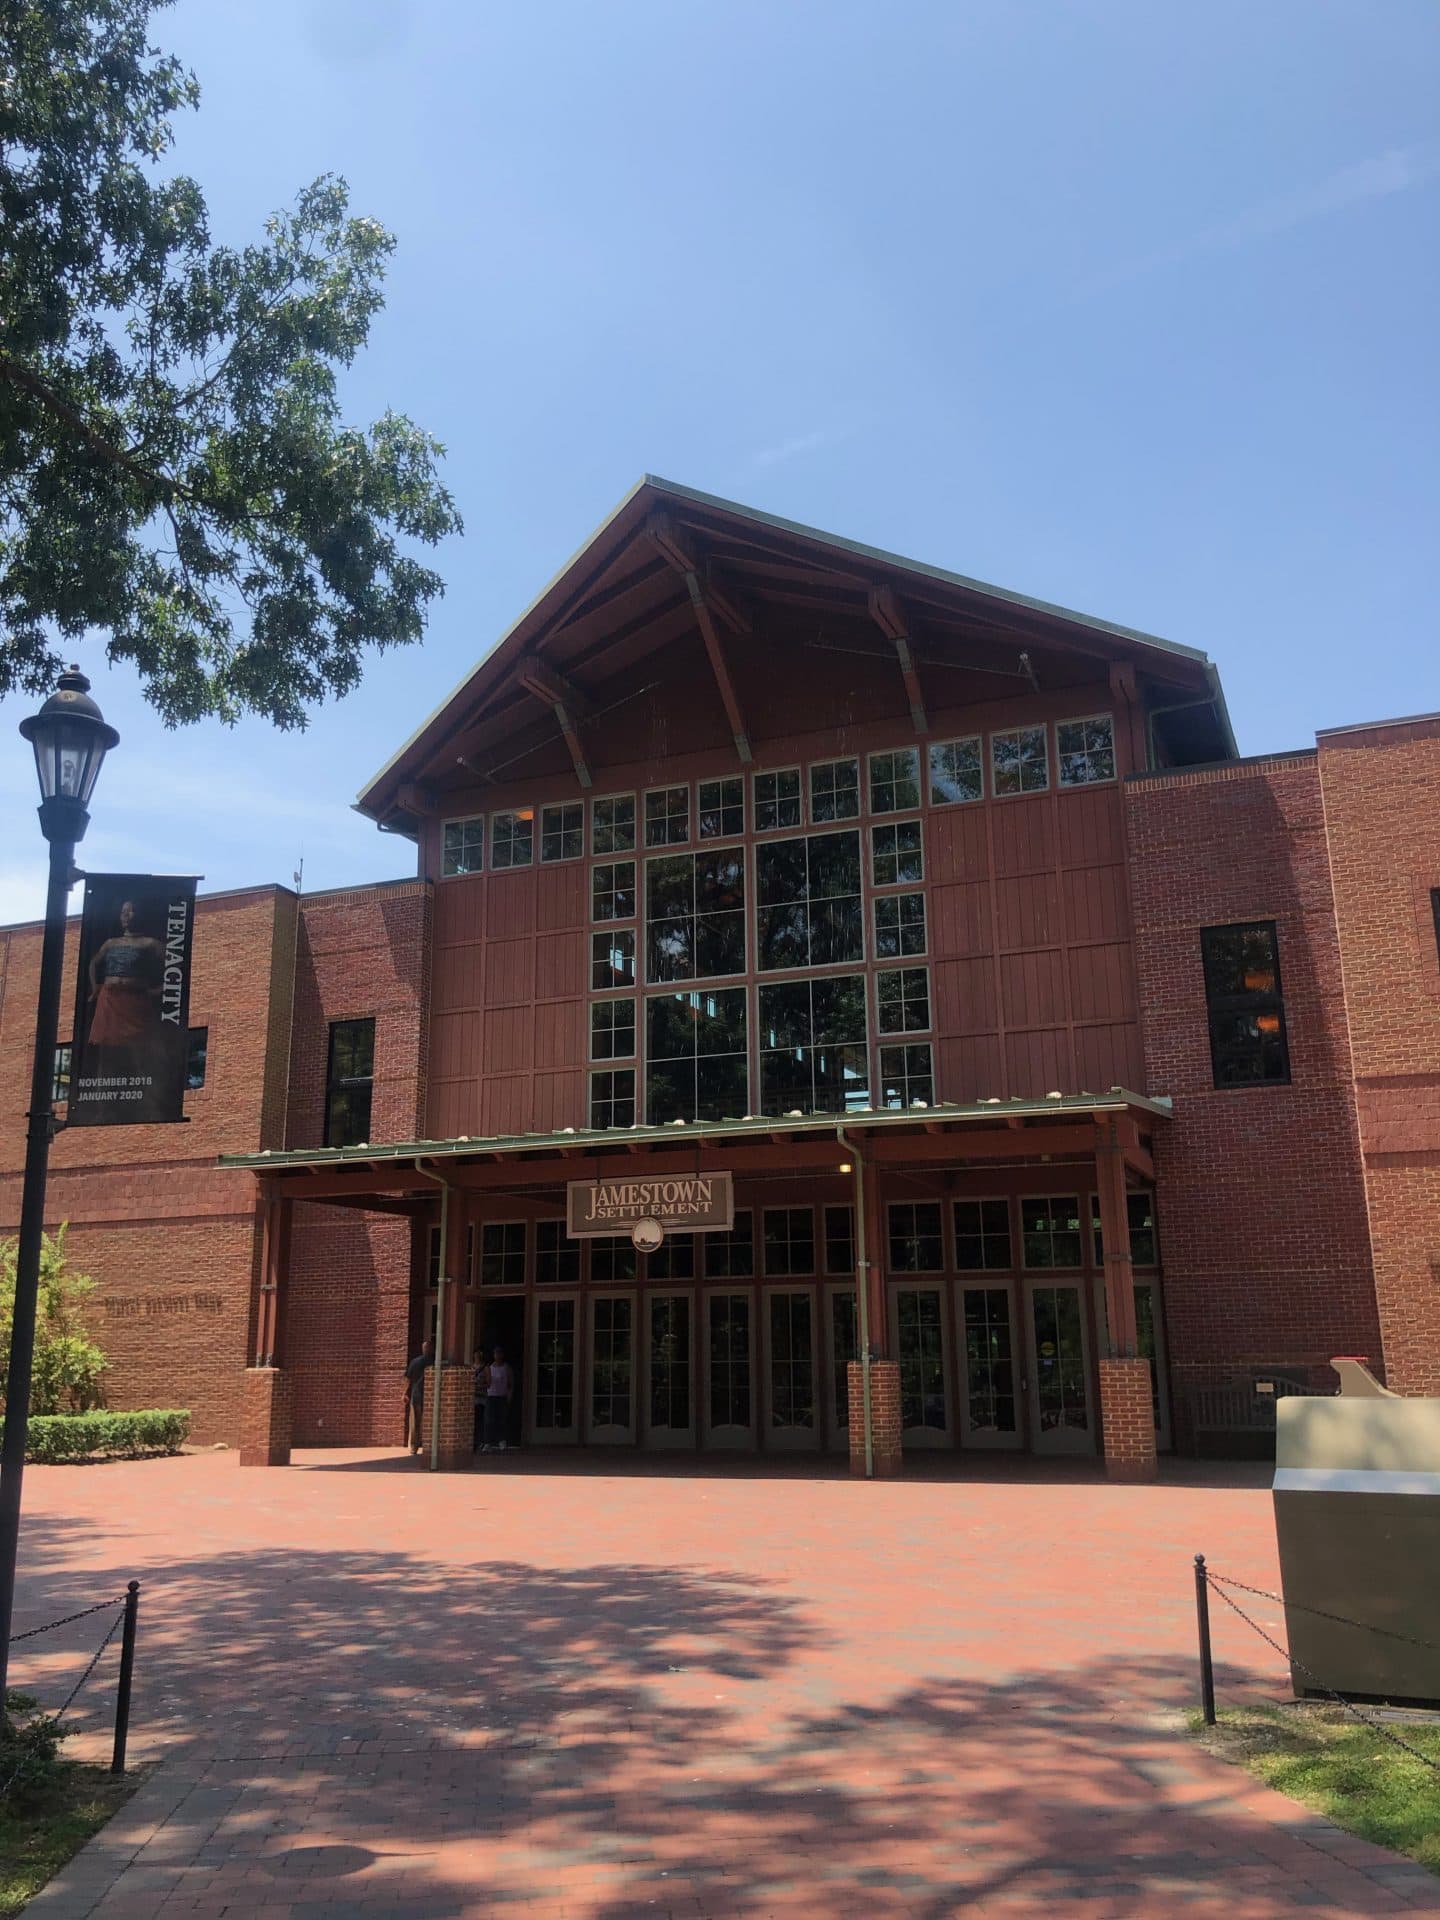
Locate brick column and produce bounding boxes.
[239,1366,293,1467]
[429,1363,477,1471]
[1098,1357,1158,1482]
[848,1359,903,1477]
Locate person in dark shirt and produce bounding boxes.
[403,1339,434,1456]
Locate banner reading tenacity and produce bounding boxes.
[68,874,200,1127]
[567,1171,734,1237]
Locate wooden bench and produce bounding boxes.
[1186,1374,1330,1459]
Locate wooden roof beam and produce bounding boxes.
[649,512,753,764]
[517,661,593,789]
[870,585,929,735]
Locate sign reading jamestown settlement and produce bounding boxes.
[68,874,200,1127]
[567,1172,734,1237]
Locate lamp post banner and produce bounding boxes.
[68,874,200,1127]
[567,1171,734,1237]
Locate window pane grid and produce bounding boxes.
[589,1068,635,1129]
[491,809,535,869]
[647,1232,695,1280]
[645,988,748,1122]
[871,819,923,888]
[753,768,801,832]
[929,736,983,806]
[708,1294,751,1427]
[1021,1196,1083,1269]
[1057,715,1115,786]
[897,1289,946,1431]
[646,848,746,983]
[809,758,860,823]
[592,860,636,923]
[763,1207,815,1276]
[698,777,744,838]
[888,1201,943,1273]
[591,795,636,855]
[480,1221,527,1286]
[991,725,1049,796]
[758,973,869,1115]
[645,785,690,848]
[590,998,636,1061]
[534,1298,576,1431]
[879,1041,933,1107]
[591,929,636,990]
[442,816,485,877]
[868,748,921,814]
[963,1288,1016,1433]
[592,1238,637,1284]
[705,1211,754,1278]
[591,1295,633,1428]
[954,1199,1012,1271]
[325,1018,374,1148]
[877,965,930,1034]
[540,802,584,862]
[536,1220,581,1285]
[874,891,926,958]
[823,1205,854,1277]
[757,829,863,972]
[769,1291,815,1429]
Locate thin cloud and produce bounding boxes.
[1081,139,1440,296]
[751,428,847,470]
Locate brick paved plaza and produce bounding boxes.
[12,1452,1439,1918]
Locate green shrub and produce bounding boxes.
[1,1691,68,1805]
[0,1225,108,1416]
[26,1410,190,1464]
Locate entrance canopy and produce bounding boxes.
[221,1089,1169,1206]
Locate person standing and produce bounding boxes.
[404,1338,434,1456]
[481,1345,513,1452]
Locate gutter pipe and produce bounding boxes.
[835,1126,873,1479]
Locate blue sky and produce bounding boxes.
[2,0,1436,923]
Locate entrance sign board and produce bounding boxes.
[567,1172,734,1237]
[68,874,199,1127]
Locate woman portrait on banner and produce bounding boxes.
[84,897,165,1093]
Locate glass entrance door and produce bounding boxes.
[704,1291,755,1448]
[957,1283,1020,1450]
[587,1293,635,1444]
[1026,1282,1093,1454]
[889,1286,951,1448]
[763,1288,818,1450]
[823,1284,858,1452]
[530,1294,578,1444]
[645,1293,694,1448]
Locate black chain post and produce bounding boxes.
[110,1581,140,1775]
[1194,1554,1216,1726]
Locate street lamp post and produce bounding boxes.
[0,668,117,1705]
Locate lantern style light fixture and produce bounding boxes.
[0,664,119,1706]
[18,665,119,834]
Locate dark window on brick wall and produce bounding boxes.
[52,1043,72,1106]
[1432,888,1440,968]
[325,1018,375,1146]
[1200,922,1290,1087]
[186,1027,209,1091]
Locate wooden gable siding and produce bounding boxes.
[422,663,1147,1134]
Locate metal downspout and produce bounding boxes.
[417,1169,450,1473]
[836,1127,873,1479]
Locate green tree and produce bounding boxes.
[0,1224,108,1415]
[0,0,461,728]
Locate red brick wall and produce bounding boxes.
[1318,718,1440,1393]
[0,887,289,1444]
[1125,754,1381,1434]
[279,883,430,1444]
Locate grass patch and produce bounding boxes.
[0,1760,136,1917]
[1193,1703,1440,1874]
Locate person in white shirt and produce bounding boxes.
[480,1345,513,1452]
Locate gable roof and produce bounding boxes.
[357,475,1236,831]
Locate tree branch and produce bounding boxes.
[0,353,193,502]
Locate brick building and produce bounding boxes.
[2,479,1435,1479]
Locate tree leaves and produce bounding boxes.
[0,0,462,727]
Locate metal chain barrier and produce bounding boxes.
[1206,1569,1440,1657]
[1200,1563,1440,1777]
[0,1601,126,1802]
[8,1595,124,1646]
